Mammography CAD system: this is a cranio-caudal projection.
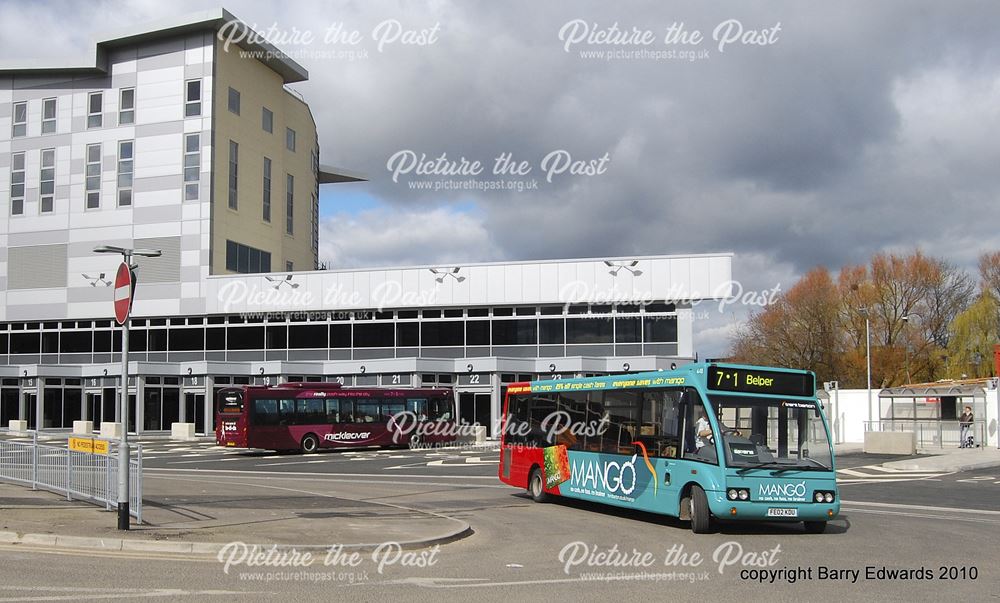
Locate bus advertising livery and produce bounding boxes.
[499,363,839,533]
[216,383,457,453]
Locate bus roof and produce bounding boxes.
[510,363,816,396]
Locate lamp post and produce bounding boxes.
[859,308,872,426]
[93,245,160,530]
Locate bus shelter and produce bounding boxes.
[875,379,997,449]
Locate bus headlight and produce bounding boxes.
[737,489,749,501]
[814,490,835,503]
[727,489,739,500]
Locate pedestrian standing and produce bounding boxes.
[959,406,974,448]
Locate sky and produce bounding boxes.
[2,0,998,358]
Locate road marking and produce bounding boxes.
[144,467,499,479]
[843,499,1000,515]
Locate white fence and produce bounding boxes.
[0,432,142,523]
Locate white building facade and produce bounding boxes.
[0,10,734,436]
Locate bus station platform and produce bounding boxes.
[0,474,472,555]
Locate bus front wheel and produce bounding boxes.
[528,468,550,503]
[689,485,713,534]
[803,521,827,534]
[301,434,320,454]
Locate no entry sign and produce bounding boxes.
[114,262,133,325]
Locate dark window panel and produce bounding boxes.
[93,330,112,352]
[227,326,263,350]
[206,327,226,350]
[130,329,147,352]
[615,317,641,343]
[539,319,564,344]
[330,324,351,348]
[566,318,613,344]
[492,319,537,345]
[396,322,419,347]
[467,308,489,317]
[10,333,40,354]
[289,325,327,349]
[41,332,58,353]
[646,302,676,313]
[643,317,677,342]
[466,320,490,346]
[169,328,205,351]
[147,329,168,351]
[353,323,394,348]
[421,321,463,347]
[266,326,287,349]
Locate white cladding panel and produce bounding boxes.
[203,254,733,315]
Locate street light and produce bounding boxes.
[858,308,872,427]
[93,245,160,530]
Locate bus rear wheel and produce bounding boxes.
[689,485,713,534]
[528,467,550,503]
[803,521,827,534]
[300,434,320,454]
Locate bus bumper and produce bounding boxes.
[707,491,840,522]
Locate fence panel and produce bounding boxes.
[0,433,142,521]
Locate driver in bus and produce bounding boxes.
[695,409,713,449]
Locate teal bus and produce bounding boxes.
[498,363,839,533]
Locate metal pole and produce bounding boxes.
[118,252,131,531]
[31,430,37,490]
[866,317,872,425]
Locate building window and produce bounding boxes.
[286,127,296,151]
[183,133,200,200]
[117,140,133,207]
[41,98,56,134]
[87,92,102,128]
[262,107,273,133]
[228,87,240,115]
[85,144,101,209]
[228,140,238,210]
[285,174,293,234]
[226,240,271,273]
[262,157,271,222]
[12,101,26,137]
[286,261,293,272]
[185,80,201,117]
[10,152,25,215]
[39,149,55,213]
[119,88,135,125]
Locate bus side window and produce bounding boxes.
[253,399,279,426]
[278,399,296,426]
[638,390,681,459]
[503,394,528,445]
[325,399,340,424]
[339,400,354,423]
[556,392,588,450]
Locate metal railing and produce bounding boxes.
[864,419,987,449]
[0,432,142,523]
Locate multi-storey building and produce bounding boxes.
[0,10,733,436]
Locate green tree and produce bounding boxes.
[945,293,1000,378]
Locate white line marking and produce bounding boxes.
[843,499,1000,515]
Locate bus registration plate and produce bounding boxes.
[767,508,798,517]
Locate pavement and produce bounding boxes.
[0,473,471,555]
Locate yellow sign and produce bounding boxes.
[68,437,109,456]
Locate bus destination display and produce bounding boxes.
[707,366,814,397]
